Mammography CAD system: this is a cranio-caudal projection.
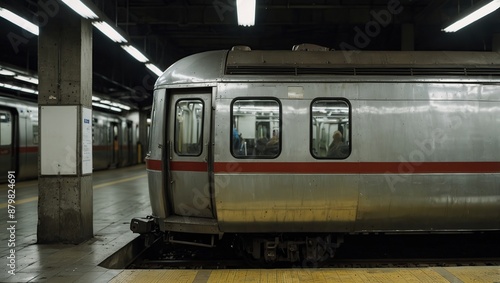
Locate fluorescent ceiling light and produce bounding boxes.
[118,105,131,111]
[92,102,122,112]
[99,99,131,110]
[92,102,109,109]
[14,75,38,84]
[146,63,163,76]
[0,69,16,76]
[236,0,256,26]
[92,21,127,43]
[91,96,100,101]
[0,82,38,94]
[0,8,39,35]
[59,0,98,19]
[443,0,500,32]
[121,45,149,63]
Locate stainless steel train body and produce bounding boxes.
[0,96,139,182]
[143,49,500,260]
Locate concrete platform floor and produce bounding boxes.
[0,165,149,283]
[1,165,499,283]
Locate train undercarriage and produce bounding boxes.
[238,233,344,263]
[131,217,344,263]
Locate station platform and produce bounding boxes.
[0,165,149,283]
[1,165,499,283]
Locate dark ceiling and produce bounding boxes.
[1,0,500,110]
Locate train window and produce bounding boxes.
[32,125,39,144]
[93,118,98,143]
[174,99,204,156]
[231,99,281,158]
[0,112,12,146]
[311,99,351,159]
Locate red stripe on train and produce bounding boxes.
[214,162,500,174]
[15,145,128,153]
[146,159,162,171]
[146,160,500,174]
[16,146,127,153]
[146,160,208,172]
[18,147,38,153]
[171,161,208,172]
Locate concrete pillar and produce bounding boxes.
[401,23,415,51]
[493,34,500,52]
[37,5,93,244]
[139,110,149,163]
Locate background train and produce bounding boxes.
[132,46,500,263]
[0,95,141,182]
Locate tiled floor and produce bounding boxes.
[0,165,149,283]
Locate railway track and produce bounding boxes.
[126,232,500,269]
[129,257,500,269]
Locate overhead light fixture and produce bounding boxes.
[14,75,38,84]
[59,0,98,19]
[236,0,256,26]
[118,104,131,111]
[92,102,122,112]
[146,63,163,76]
[0,82,38,94]
[443,0,500,32]
[92,21,127,43]
[0,7,39,35]
[0,68,16,76]
[121,45,149,63]
[99,99,131,110]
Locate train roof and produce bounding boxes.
[155,49,500,87]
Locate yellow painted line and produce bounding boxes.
[110,270,198,283]
[0,196,38,209]
[445,266,500,283]
[110,268,457,283]
[0,180,38,191]
[0,174,146,209]
[93,174,146,189]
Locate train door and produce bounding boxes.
[126,121,133,165]
[111,122,120,167]
[0,109,15,182]
[167,92,213,218]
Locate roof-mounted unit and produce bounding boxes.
[231,46,252,51]
[292,44,330,51]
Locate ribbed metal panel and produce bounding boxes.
[226,66,500,76]
[225,50,500,76]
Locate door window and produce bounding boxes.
[174,99,204,156]
[0,112,12,146]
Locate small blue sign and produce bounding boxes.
[84,119,90,124]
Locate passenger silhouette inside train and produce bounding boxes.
[233,127,240,152]
[327,130,348,158]
[265,130,279,155]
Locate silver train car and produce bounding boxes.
[135,47,500,262]
[0,96,140,182]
